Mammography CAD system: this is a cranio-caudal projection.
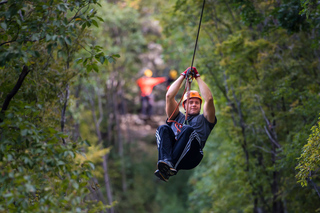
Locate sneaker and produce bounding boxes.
[157,160,177,176]
[154,169,168,182]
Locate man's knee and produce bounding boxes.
[181,125,194,133]
[156,125,175,143]
[157,124,171,133]
[177,125,195,139]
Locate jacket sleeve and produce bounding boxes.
[150,77,167,86]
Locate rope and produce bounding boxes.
[184,75,192,124]
[167,0,206,131]
[190,0,205,70]
[185,0,205,123]
[167,86,188,133]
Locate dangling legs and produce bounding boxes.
[154,125,177,181]
[154,125,203,181]
[155,125,175,162]
[172,125,203,171]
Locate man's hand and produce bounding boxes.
[180,67,200,78]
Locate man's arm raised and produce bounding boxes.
[196,77,216,123]
[166,75,184,119]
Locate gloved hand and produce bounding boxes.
[181,67,200,78]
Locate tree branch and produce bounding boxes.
[68,3,90,24]
[0,66,29,123]
[19,10,24,21]
[60,84,69,144]
[307,174,320,199]
[264,125,281,148]
[96,77,103,126]
[86,87,103,144]
[256,95,281,148]
[253,145,276,154]
[0,40,16,47]
[0,1,8,5]
[0,28,19,47]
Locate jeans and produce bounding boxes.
[155,124,203,170]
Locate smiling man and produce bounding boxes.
[154,67,217,182]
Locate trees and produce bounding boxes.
[0,0,117,212]
[296,117,320,198]
[158,0,320,212]
[2,0,320,212]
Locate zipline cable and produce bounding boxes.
[167,0,206,128]
[184,0,206,124]
[191,0,205,70]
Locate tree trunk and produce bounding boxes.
[307,176,320,199]
[60,84,69,144]
[0,65,29,123]
[72,81,82,141]
[260,106,283,213]
[88,85,114,213]
[102,154,114,213]
[115,70,128,192]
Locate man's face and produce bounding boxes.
[185,98,201,115]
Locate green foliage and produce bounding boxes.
[277,0,309,33]
[2,0,320,212]
[296,117,320,187]
[0,0,117,212]
[300,0,318,17]
[158,0,320,212]
[0,104,94,212]
[231,0,263,26]
[71,1,151,212]
[0,0,115,73]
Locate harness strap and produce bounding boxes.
[167,86,187,130]
[167,74,193,133]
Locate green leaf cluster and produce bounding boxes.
[296,117,320,187]
[0,0,117,212]
[0,104,94,212]
[157,0,320,212]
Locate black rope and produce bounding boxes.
[184,0,206,123]
[190,0,205,69]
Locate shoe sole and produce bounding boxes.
[154,170,168,182]
[158,162,177,176]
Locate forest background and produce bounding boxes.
[1,0,320,212]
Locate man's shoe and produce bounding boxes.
[154,169,168,182]
[157,160,177,176]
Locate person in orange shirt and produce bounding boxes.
[136,69,167,119]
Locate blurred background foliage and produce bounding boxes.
[1,0,320,212]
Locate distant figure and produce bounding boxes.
[154,67,217,182]
[136,69,167,119]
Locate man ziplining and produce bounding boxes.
[154,67,217,182]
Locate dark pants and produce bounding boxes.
[155,125,203,170]
[141,95,154,116]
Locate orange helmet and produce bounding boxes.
[182,90,202,108]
